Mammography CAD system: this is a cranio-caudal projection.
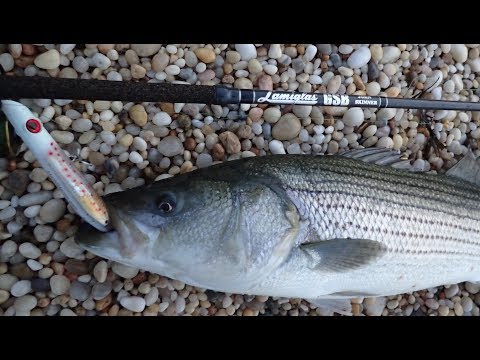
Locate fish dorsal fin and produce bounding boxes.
[445,150,480,186]
[339,147,414,171]
[300,238,387,273]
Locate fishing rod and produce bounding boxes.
[1,75,480,111]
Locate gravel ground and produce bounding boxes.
[0,43,480,316]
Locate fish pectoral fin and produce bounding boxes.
[300,238,387,273]
[339,148,415,171]
[446,150,480,186]
[306,298,353,316]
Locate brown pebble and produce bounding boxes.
[243,308,255,316]
[249,147,260,156]
[14,55,34,68]
[256,47,267,57]
[56,219,71,232]
[212,143,225,160]
[248,107,263,122]
[88,151,106,166]
[416,82,424,90]
[22,44,37,56]
[10,263,34,279]
[184,137,196,151]
[51,262,64,275]
[95,294,113,312]
[323,115,334,127]
[37,297,50,308]
[296,45,305,55]
[194,48,216,64]
[236,124,253,139]
[222,74,235,84]
[352,303,361,315]
[223,63,233,75]
[201,124,214,135]
[258,74,273,91]
[65,259,89,275]
[108,304,119,316]
[97,44,114,54]
[353,74,366,91]
[132,272,147,285]
[219,131,241,154]
[7,160,16,172]
[159,103,174,115]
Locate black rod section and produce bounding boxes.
[0,76,216,104]
[1,75,480,112]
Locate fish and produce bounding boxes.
[75,148,480,315]
[1,100,109,232]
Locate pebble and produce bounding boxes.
[363,297,387,316]
[272,114,301,140]
[39,199,66,223]
[194,48,216,63]
[267,44,282,59]
[445,284,459,298]
[465,282,480,294]
[157,136,184,157]
[120,296,146,312]
[14,295,37,312]
[128,105,148,127]
[50,275,70,295]
[0,207,16,221]
[235,44,257,61]
[342,108,364,127]
[153,112,172,126]
[18,191,52,207]
[59,237,84,258]
[51,131,74,144]
[450,44,468,63]
[18,243,41,259]
[11,280,31,297]
[263,107,282,123]
[112,262,139,279]
[69,281,90,301]
[34,49,60,69]
[219,131,241,154]
[269,140,286,154]
[380,46,401,63]
[0,286,10,305]
[460,296,474,313]
[33,224,54,242]
[92,53,111,70]
[196,153,213,168]
[72,118,93,132]
[93,260,108,283]
[376,108,396,122]
[0,53,14,72]
[347,46,371,68]
[92,282,112,300]
[130,44,161,57]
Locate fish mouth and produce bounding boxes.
[76,205,146,259]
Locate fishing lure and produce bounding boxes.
[0,100,109,232]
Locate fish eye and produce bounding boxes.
[157,193,176,214]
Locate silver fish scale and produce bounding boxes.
[288,188,480,258]
[244,155,480,296]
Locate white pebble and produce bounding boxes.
[120,296,146,313]
[269,140,286,154]
[11,280,32,297]
[18,243,41,259]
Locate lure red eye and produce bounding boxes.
[26,118,42,133]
